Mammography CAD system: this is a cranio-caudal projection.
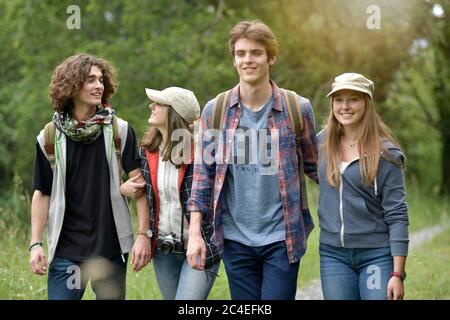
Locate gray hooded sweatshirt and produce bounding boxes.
[317,130,409,256]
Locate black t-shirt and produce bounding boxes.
[33,125,140,261]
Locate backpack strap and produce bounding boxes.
[283,89,303,141]
[43,122,56,171]
[112,115,123,179]
[212,90,230,130]
[282,89,309,211]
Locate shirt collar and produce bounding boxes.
[229,80,283,111]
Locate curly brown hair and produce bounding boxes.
[49,54,118,112]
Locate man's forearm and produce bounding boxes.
[127,168,149,231]
[188,211,203,237]
[135,194,150,231]
[30,190,50,244]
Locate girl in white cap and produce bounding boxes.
[317,73,409,300]
[120,87,220,299]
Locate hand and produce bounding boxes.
[120,174,145,198]
[130,234,151,272]
[387,276,404,300]
[186,234,206,271]
[29,246,47,276]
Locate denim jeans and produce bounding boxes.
[152,250,220,300]
[319,243,393,300]
[48,254,127,300]
[222,239,300,300]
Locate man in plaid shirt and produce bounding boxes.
[187,20,318,300]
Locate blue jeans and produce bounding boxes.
[152,250,220,300]
[320,243,393,300]
[223,239,300,300]
[48,254,127,300]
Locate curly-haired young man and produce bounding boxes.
[29,54,151,300]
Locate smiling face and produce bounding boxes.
[73,65,104,109]
[148,102,169,128]
[332,90,367,130]
[233,37,275,86]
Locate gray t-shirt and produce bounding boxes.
[220,96,285,246]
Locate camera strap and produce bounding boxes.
[180,207,184,244]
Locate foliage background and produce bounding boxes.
[1,0,449,195]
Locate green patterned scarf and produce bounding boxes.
[53,104,114,143]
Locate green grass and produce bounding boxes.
[405,228,450,299]
[297,182,321,285]
[405,186,450,233]
[0,180,448,299]
[0,228,47,299]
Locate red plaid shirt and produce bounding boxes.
[187,81,318,263]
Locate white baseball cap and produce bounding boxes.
[145,87,201,124]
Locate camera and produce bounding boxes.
[157,232,184,254]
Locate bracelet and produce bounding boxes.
[137,232,151,239]
[29,242,43,252]
[390,271,407,282]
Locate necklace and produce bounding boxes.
[342,136,358,148]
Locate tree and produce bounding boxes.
[384,0,450,194]
[0,0,445,197]
[430,1,450,194]
[0,0,238,191]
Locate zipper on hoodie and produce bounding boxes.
[339,178,345,247]
[338,158,359,248]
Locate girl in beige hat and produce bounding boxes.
[317,73,409,300]
[120,87,220,299]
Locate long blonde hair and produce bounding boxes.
[321,93,400,187]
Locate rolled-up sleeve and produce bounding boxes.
[187,100,216,216]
